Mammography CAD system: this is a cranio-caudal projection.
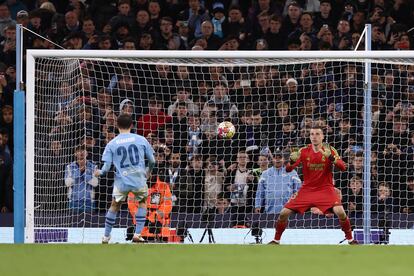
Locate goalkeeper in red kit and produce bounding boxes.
[269,125,358,245]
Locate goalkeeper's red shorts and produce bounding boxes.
[284,187,342,214]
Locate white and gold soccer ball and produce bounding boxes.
[217,121,236,139]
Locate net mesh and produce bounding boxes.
[32,56,414,243]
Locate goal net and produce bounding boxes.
[26,51,414,244]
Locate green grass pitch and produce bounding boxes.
[1,244,413,276]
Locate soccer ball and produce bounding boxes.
[217,121,236,139]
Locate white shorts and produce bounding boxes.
[113,185,148,203]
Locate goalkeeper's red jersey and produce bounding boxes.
[286,144,346,191]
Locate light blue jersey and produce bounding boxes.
[100,133,155,193]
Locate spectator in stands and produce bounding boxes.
[371,182,397,214]
[138,32,154,50]
[333,117,353,155]
[195,20,222,50]
[185,154,204,213]
[215,192,230,214]
[254,149,301,214]
[0,105,12,149]
[351,10,366,34]
[270,102,290,133]
[62,31,84,49]
[0,128,10,155]
[225,150,254,226]
[204,157,225,211]
[281,78,302,121]
[371,24,388,50]
[0,129,12,212]
[187,115,202,160]
[274,118,298,150]
[289,12,317,45]
[84,129,100,164]
[313,0,335,30]
[206,81,238,122]
[264,14,284,50]
[133,9,153,39]
[64,145,98,212]
[15,9,29,27]
[168,89,198,116]
[252,11,270,41]
[250,151,270,196]
[171,102,189,150]
[108,0,134,30]
[137,96,171,137]
[179,0,209,39]
[81,17,96,41]
[249,0,282,33]
[317,25,334,49]
[63,10,81,37]
[334,19,351,49]
[163,128,176,155]
[342,176,363,215]
[211,2,225,39]
[281,1,302,38]
[165,151,188,213]
[148,0,162,29]
[222,5,247,45]
[284,0,320,15]
[299,32,313,50]
[349,151,364,177]
[400,177,414,213]
[121,37,137,50]
[0,24,16,66]
[112,23,132,48]
[156,16,184,50]
[218,34,240,50]
[0,3,15,37]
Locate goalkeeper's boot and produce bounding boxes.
[102,235,111,244]
[132,234,146,243]
[268,239,280,245]
[348,239,359,245]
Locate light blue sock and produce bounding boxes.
[135,207,147,234]
[104,210,117,237]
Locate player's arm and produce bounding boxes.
[321,144,346,171]
[145,140,156,177]
[64,164,74,187]
[254,173,266,213]
[286,148,303,173]
[95,144,113,176]
[290,170,302,192]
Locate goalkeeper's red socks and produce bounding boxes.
[274,220,287,241]
[339,217,353,240]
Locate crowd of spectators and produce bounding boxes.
[0,1,414,229]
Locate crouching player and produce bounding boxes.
[269,125,358,245]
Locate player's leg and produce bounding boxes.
[103,199,122,243]
[270,207,295,244]
[131,187,148,243]
[132,201,147,242]
[332,205,358,244]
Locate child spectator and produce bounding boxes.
[211,2,225,38]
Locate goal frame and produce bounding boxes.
[24,49,414,243]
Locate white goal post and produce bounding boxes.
[25,50,414,244]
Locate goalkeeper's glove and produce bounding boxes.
[321,144,336,162]
[290,151,300,163]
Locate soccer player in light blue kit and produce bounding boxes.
[95,114,155,243]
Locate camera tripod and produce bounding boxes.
[199,227,215,243]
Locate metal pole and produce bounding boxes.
[14,24,25,243]
[363,24,372,245]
